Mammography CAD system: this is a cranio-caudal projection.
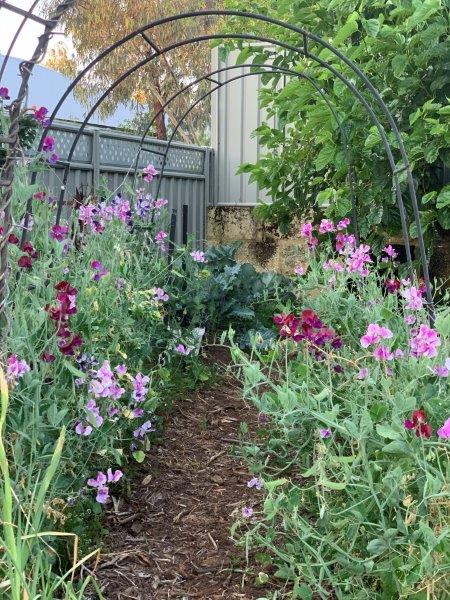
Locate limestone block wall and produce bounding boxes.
[207,206,308,276]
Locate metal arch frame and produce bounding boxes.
[38,30,413,274]
[1,5,434,320]
[133,62,360,243]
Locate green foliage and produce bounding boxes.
[230,246,450,599]
[222,0,450,243]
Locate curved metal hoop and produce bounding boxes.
[2,4,434,322]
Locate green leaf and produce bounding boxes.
[315,145,336,170]
[382,440,412,457]
[437,207,450,229]
[319,477,346,491]
[264,478,287,492]
[367,538,388,556]
[376,424,401,440]
[435,311,450,337]
[132,450,145,463]
[363,18,380,37]
[391,55,407,78]
[436,185,450,209]
[333,13,359,46]
[405,0,441,32]
[63,361,86,379]
[236,46,254,66]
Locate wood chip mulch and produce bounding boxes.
[96,350,269,599]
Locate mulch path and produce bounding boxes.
[96,349,268,599]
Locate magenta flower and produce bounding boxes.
[401,286,424,311]
[143,163,158,183]
[175,344,192,356]
[404,314,416,325]
[87,471,107,488]
[48,153,59,166]
[242,507,253,518]
[50,224,69,241]
[319,428,332,439]
[91,260,109,281]
[410,325,441,359]
[85,399,104,427]
[32,106,50,126]
[337,218,350,230]
[0,87,10,100]
[308,236,319,250]
[6,355,30,380]
[373,345,394,361]
[115,364,127,375]
[382,245,398,261]
[360,323,393,348]
[300,222,313,238]
[155,230,168,243]
[347,244,372,277]
[432,358,450,378]
[190,250,208,263]
[294,265,305,276]
[437,418,450,439]
[107,468,123,483]
[43,136,55,152]
[87,469,123,504]
[318,219,334,234]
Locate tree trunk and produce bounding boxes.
[153,98,167,140]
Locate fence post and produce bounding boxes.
[92,129,100,192]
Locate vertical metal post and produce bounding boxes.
[168,208,177,262]
[92,129,100,192]
[182,204,189,246]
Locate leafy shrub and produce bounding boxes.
[220,0,450,242]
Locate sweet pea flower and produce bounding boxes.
[318,219,334,234]
[32,105,50,126]
[410,325,441,359]
[0,86,10,100]
[300,222,313,238]
[360,324,393,348]
[132,373,150,402]
[357,367,369,380]
[437,418,450,439]
[133,420,154,439]
[50,224,69,241]
[42,136,55,152]
[385,278,400,294]
[115,364,127,375]
[382,245,398,262]
[294,265,305,276]
[432,358,450,378]
[91,260,109,282]
[190,250,208,263]
[175,344,192,356]
[373,345,394,361]
[247,477,262,490]
[404,409,432,438]
[155,230,167,243]
[48,153,59,166]
[402,286,424,311]
[154,287,169,302]
[319,428,332,439]
[337,218,350,230]
[242,507,253,518]
[6,355,30,380]
[143,163,158,183]
[75,422,93,436]
[404,314,416,325]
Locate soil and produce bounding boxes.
[96,348,269,599]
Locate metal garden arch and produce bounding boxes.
[0,2,435,334]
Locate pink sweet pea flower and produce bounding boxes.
[242,507,253,518]
[143,163,158,183]
[360,324,393,348]
[373,345,394,361]
[432,358,450,378]
[401,286,424,311]
[176,344,192,356]
[190,250,208,263]
[410,325,441,359]
[294,265,305,276]
[6,355,30,380]
[318,219,334,234]
[437,418,450,439]
[50,224,69,241]
[357,368,369,380]
[337,218,350,230]
[75,422,93,436]
[43,136,55,152]
[300,222,313,238]
[319,428,332,439]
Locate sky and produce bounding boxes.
[0,0,71,61]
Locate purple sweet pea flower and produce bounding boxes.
[247,477,262,490]
[319,428,332,439]
[242,507,253,518]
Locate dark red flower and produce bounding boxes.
[21,241,38,259]
[301,309,323,328]
[274,313,301,341]
[58,334,82,356]
[18,255,33,269]
[385,278,400,293]
[404,408,432,438]
[41,352,56,363]
[8,233,19,245]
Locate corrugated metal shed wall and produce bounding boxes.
[211,48,278,206]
